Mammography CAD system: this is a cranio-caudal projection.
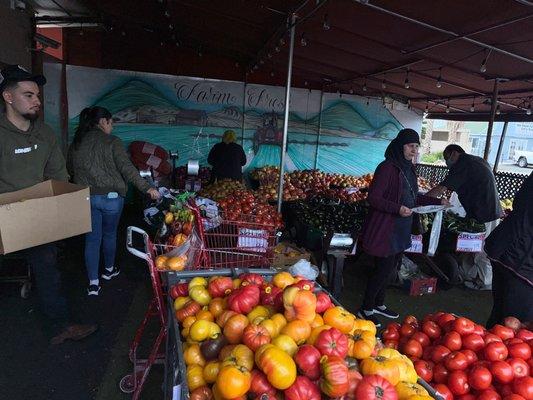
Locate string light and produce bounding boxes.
[404,70,410,89]
[527,102,532,115]
[304,81,309,86]
[362,80,367,92]
[300,33,307,47]
[480,50,491,73]
[274,46,280,53]
[407,99,411,110]
[349,87,354,94]
[270,70,275,77]
[446,100,450,113]
[323,14,330,30]
[279,37,286,46]
[381,74,387,90]
[424,102,429,114]
[267,53,272,59]
[470,98,475,112]
[160,41,164,47]
[496,104,501,115]
[436,67,442,88]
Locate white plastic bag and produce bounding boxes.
[289,259,319,280]
[428,210,443,256]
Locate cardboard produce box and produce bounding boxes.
[272,241,311,269]
[0,180,91,254]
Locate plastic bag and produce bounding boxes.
[289,259,319,280]
[428,210,443,256]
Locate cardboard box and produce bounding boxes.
[0,180,91,254]
[272,241,311,268]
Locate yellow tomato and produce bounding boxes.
[189,277,207,289]
[271,334,298,356]
[202,361,220,384]
[189,286,211,306]
[351,318,377,336]
[272,271,295,289]
[310,314,324,328]
[247,305,271,324]
[189,320,221,342]
[182,315,197,329]
[395,382,429,400]
[195,310,214,322]
[184,344,206,367]
[174,296,191,311]
[187,364,206,391]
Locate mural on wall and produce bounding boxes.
[44,64,421,176]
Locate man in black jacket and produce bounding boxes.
[485,172,533,326]
[208,130,247,181]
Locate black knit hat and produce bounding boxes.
[396,128,420,145]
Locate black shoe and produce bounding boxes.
[101,266,120,281]
[356,309,382,328]
[87,284,101,296]
[373,305,399,319]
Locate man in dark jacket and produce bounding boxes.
[0,65,97,344]
[208,130,247,181]
[426,144,502,223]
[485,172,533,326]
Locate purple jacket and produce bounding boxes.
[360,160,441,257]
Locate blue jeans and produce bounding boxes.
[85,195,124,281]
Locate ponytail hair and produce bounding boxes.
[72,106,112,149]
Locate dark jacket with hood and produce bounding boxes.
[208,142,246,181]
[360,129,441,257]
[0,113,68,194]
[485,173,533,286]
[67,129,151,197]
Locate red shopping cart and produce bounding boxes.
[190,202,278,269]
[119,226,169,399]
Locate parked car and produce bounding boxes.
[513,149,533,168]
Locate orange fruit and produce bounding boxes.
[166,255,187,271]
[155,255,169,270]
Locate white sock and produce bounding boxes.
[106,266,114,272]
[90,279,99,286]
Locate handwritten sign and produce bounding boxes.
[456,232,485,253]
[405,235,423,254]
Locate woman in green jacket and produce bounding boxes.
[68,106,160,296]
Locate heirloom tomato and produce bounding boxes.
[319,355,349,398]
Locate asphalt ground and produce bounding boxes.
[0,203,493,400]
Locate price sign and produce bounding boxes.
[456,232,485,253]
[237,228,268,253]
[405,235,423,254]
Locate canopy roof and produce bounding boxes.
[31,0,533,121]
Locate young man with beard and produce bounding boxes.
[0,65,97,344]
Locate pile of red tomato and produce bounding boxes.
[382,313,533,400]
[171,271,434,400]
[217,190,284,229]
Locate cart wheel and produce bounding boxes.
[119,374,135,394]
[20,281,32,299]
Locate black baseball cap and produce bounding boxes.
[0,65,46,92]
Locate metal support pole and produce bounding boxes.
[493,121,509,174]
[276,13,296,213]
[314,89,325,169]
[483,79,499,161]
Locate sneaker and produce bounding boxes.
[101,266,120,280]
[373,305,399,319]
[87,284,101,296]
[356,309,382,328]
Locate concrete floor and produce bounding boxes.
[0,204,494,400]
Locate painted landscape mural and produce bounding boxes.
[49,65,420,176]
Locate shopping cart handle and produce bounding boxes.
[126,226,151,261]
